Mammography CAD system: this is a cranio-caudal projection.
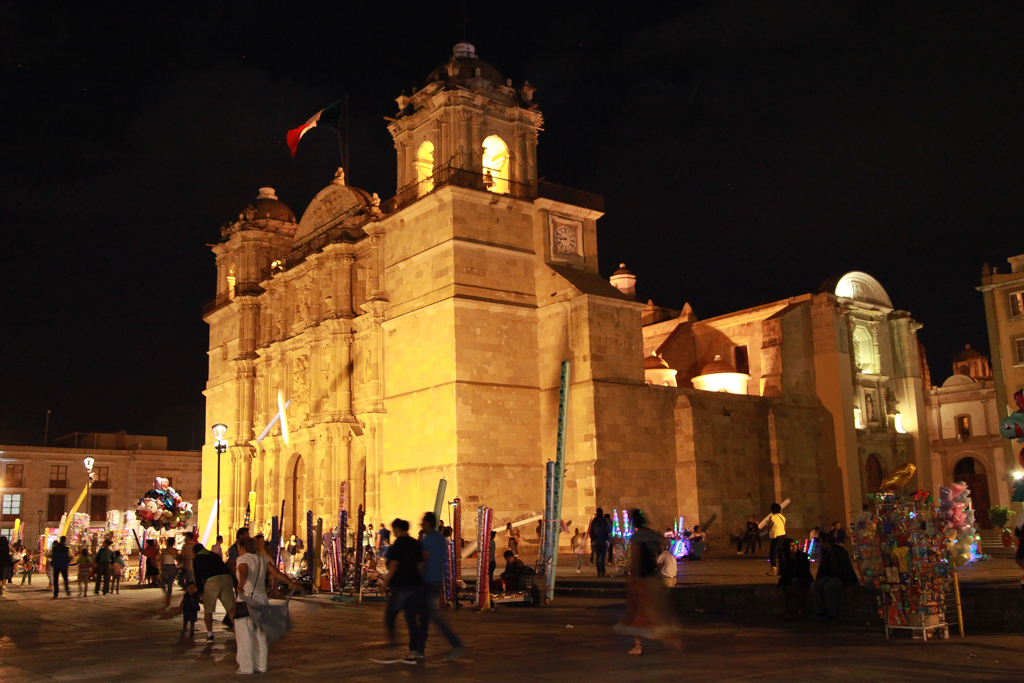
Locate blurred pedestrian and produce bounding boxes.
[589,509,612,578]
[382,519,424,663]
[51,537,71,598]
[778,539,812,618]
[766,504,787,576]
[160,537,180,607]
[614,510,681,654]
[180,581,201,637]
[234,536,300,674]
[94,539,113,595]
[111,550,125,594]
[0,537,13,595]
[418,512,464,660]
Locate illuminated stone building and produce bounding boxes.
[924,348,1005,529]
[202,44,653,538]
[636,271,932,531]
[201,45,934,541]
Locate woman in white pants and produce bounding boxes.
[235,537,298,675]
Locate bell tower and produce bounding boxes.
[387,43,542,195]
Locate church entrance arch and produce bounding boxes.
[953,456,992,529]
[284,454,306,539]
[865,453,884,494]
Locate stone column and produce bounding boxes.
[395,140,407,191]
[471,114,484,173]
[525,130,538,185]
[458,110,472,170]
[513,128,527,186]
[339,254,354,318]
[432,118,443,175]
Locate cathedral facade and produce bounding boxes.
[201,44,934,541]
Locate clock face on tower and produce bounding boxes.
[554,225,577,254]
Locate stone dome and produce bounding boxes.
[241,188,296,223]
[425,43,505,88]
[613,263,633,276]
[942,374,977,388]
[955,344,984,361]
[293,169,374,246]
[644,353,670,370]
[833,271,893,308]
[700,355,737,375]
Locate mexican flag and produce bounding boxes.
[286,99,344,157]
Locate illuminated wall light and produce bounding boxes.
[893,413,907,434]
[692,372,749,395]
[854,407,865,429]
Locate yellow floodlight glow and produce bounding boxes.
[692,372,749,395]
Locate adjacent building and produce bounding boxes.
[0,432,201,540]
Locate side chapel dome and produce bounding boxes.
[242,188,296,223]
[424,43,505,87]
[293,168,374,246]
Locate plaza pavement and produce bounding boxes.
[1,577,1022,682]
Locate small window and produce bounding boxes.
[734,345,750,375]
[955,415,971,438]
[92,467,109,489]
[49,465,68,488]
[90,495,108,522]
[2,493,22,521]
[0,529,11,540]
[4,464,24,487]
[1010,291,1024,318]
[47,494,66,522]
[1014,337,1024,365]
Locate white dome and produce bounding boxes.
[835,271,893,308]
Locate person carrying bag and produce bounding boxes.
[234,536,299,674]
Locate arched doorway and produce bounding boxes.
[416,141,434,195]
[953,457,992,529]
[284,455,306,539]
[865,454,884,494]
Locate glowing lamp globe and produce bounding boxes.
[691,355,749,395]
[83,457,95,470]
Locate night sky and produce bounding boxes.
[3,2,1022,449]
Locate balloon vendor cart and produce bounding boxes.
[852,484,977,641]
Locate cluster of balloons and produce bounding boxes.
[938,482,976,567]
[136,477,193,530]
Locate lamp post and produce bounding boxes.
[83,457,95,526]
[212,424,228,540]
[37,509,42,540]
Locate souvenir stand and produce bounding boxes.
[852,484,974,641]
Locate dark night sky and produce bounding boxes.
[2,2,1022,449]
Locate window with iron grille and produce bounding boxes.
[49,465,68,488]
[1014,337,1024,365]
[47,494,66,522]
[4,464,24,487]
[1009,291,1024,318]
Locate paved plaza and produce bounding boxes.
[2,577,1023,683]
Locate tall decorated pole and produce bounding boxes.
[433,479,448,523]
[544,360,570,603]
[338,482,349,587]
[451,498,462,602]
[354,505,365,594]
[476,505,493,611]
[306,511,315,589]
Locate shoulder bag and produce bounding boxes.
[234,556,263,619]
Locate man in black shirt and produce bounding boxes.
[382,519,424,662]
[193,542,235,643]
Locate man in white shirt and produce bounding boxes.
[210,535,224,560]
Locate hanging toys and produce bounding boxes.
[135,477,193,530]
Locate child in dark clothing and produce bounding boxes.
[180,582,201,636]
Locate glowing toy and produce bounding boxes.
[880,462,916,491]
[256,391,292,444]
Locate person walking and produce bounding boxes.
[111,550,125,594]
[180,582,201,637]
[142,538,160,586]
[418,512,464,660]
[51,537,71,598]
[180,532,196,586]
[20,549,35,585]
[765,503,787,576]
[572,527,588,573]
[589,509,612,577]
[234,536,301,674]
[75,548,93,597]
[193,541,236,643]
[376,523,391,555]
[228,527,250,578]
[811,534,859,620]
[160,537,180,608]
[505,523,519,555]
[0,537,13,595]
[614,510,681,655]
[488,530,497,587]
[94,539,114,595]
[382,519,424,663]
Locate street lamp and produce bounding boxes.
[83,457,95,525]
[212,424,228,539]
[37,510,42,540]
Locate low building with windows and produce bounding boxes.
[0,433,201,540]
[978,256,1024,484]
